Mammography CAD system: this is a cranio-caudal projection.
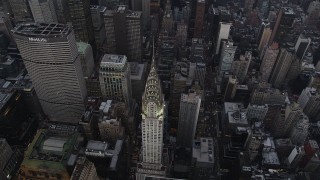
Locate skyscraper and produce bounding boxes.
[8,0,33,22]
[104,5,142,62]
[99,54,132,108]
[294,34,311,60]
[28,0,58,23]
[52,0,70,24]
[142,0,150,29]
[270,48,295,89]
[68,0,95,46]
[215,22,231,55]
[231,51,252,83]
[77,42,95,77]
[219,40,237,75]
[136,42,166,179]
[12,23,87,124]
[260,42,279,82]
[90,5,107,52]
[194,0,205,38]
[298,87,320,122]
[177,91,201,148]
[272,103,302,138]
[258,21,272,54]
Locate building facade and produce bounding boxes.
[298,87,320,122]
[104,5,142,62]
[177,92,201,148]
[193,0,205,38]
[13,23,87,124]
[136,45,167,179]
[270,48,295,89]
[260,43,279,82]
[215,22,231,55]
[28,0,57,23]
[99,54,132,108]
[68,0,95,46]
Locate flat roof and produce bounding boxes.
[12,23,71,38]
[21,129,79,171]
[86,140,108,151]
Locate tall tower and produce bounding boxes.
[260,42,279,82]
[99,54,132,108]
[177,91,201,148]
[193,0,205,38]
[68,0,95,46]
[215,22,231,55]
[28,0,58,23]
[270,48,295,89]
[103,5,142,62]
[136,40,166,179]
[12,23,87,124]
[8,0,33,23]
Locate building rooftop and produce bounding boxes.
[86,140,108,152]
[228,111,248,125]
[12,23,71,38]
[193,137,214,164]
[20,129,80,171]
[224,102,245,114]
[129,62,145,80]
[100,54,127,67]
[262,151,280,165]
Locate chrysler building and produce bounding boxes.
[136,40,167,179]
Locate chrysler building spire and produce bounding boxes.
[137,37,167,179]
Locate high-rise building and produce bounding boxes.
[104,5,142,62]
[90,5,107,52]
[52,0,70,24]
[224,76,238,101]
[12,23,87,124]
[269,7,295,43]
[260,42,279,82]
[99,54,132,108]
[68,0,95,46]
[270,48,295,89]
[219,40,237,75]
[272,103,302,138]
[28,0,57,23]
[305,0,320,25]
[192,137,214,179]
[231,51,252,83]
[258,21,272,54]
[294,34,311,60]
[70,157,100,180]
[290,114,309,145]
[8,0,33,22]
[142,0,150,29]
[250,87,286,105]
[176,22,187,47]
[215,22,231,55]
[136,44,167,179]
[0,14,14,44]
[177,91,201,148]
[162,10,174,34]
[77,42,95,77]
[193,0,205,38]
[298,87,320,122]
[131,0,142,11]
